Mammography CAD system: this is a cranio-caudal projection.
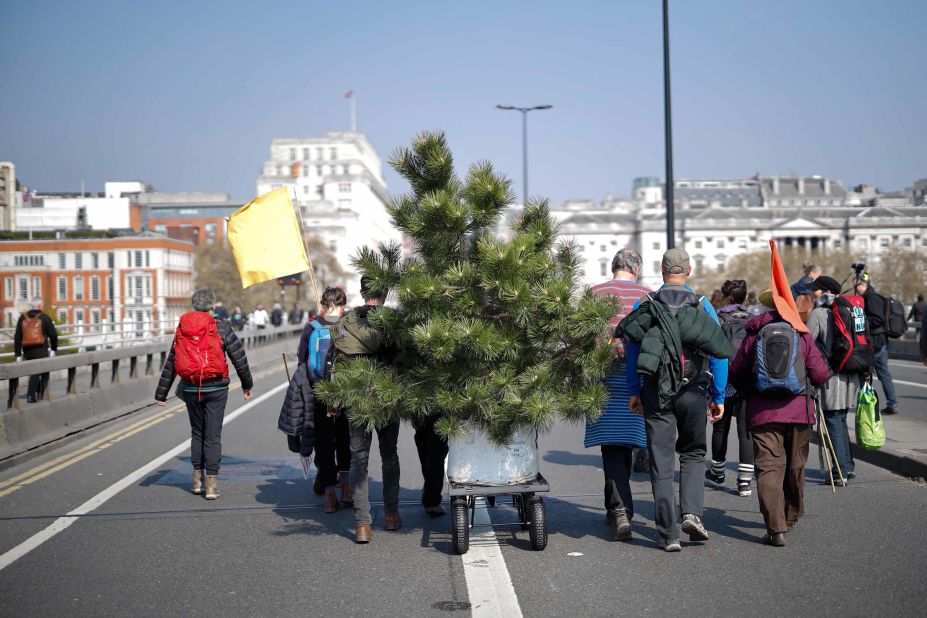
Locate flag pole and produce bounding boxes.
[350,94,356,131]
[289,186,322,311]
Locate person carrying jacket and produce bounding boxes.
[14,297,59,403]
[277,361,317,476]
[155,288,253,500]
[855,275,899,415]
[807,276,862,485]
[730,304,828,547]
[619,248,732,552]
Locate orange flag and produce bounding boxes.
[769,239,809,333]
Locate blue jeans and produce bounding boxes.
[873,345,898,410]
[823,409,855,478]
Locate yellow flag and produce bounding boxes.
[228,187,309,288]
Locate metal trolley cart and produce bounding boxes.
[447,473,550,555]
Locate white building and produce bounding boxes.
[256,131,401,303]
[16,181,138,231]
[0,161,16,231]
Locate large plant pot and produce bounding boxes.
[447,424,539,486]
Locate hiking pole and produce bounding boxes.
[282,353,291,382]
[817,402,846,488]
[816,403,836,493]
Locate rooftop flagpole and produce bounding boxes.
[346,90,356,131]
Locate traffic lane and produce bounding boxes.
[0,391,470,616]
[0,373,272,557]
[499,422,927,617]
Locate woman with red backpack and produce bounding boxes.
[155,288,253,500]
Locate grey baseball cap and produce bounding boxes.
[661,248,690,274]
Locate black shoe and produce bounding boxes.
[882,407,899,415]
[312,475,325,496]
[705,469,726,487]
[681,513,709,542]
[26,395,37,403]
[763,532,786,547]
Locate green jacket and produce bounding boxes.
[617,299,734,408]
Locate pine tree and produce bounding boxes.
[315,132,619,443]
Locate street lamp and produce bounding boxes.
[496,104,553,205]
[662,0,675,249]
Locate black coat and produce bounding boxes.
[14,310,58,356]
[277,363,316,457]
[155,316,253,401]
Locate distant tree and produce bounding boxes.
[868,248,927,306]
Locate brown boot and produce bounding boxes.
[384,512,402,531]
[339,480,354,506]
[324,489,339,513]
[204,475,219,500]
[191,470,203,495]
[355,523,373,544]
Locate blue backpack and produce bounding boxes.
[307,320,335,381]
[754,321,807,398]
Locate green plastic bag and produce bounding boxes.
[855,381,885,450]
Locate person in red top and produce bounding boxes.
[584,248,652,541]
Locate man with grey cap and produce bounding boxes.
[623,248,728,551]
[156,288,253,500]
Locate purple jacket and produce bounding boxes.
[729,311,829,430]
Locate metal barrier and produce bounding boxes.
[0,323,305,409]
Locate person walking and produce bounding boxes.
[251,304,269,343]
[706,279,755,497]
[271,303,284,327]
[584,248,651,541]
[790,262,822,298]
[619,248,733,552]
[807,275,863,485]
[155,288,253,500]
[856,275,900,415]
[339,277,400,544]
[730,297,828,547]
[14,297,59,403]
[230,305,247,332]
[909,294,926,332]
[297,286,353,511]
[213,301,229,322]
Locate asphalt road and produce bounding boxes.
[1,362,925,617]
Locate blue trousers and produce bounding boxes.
[823,408,855,478]
[872,345,898,410]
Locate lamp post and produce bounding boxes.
[662,0,675,249]
[496,104,553,205]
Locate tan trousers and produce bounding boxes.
[752,423,810,534]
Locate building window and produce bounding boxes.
[58,309,68,323]
[289,148,296,161]
[107,276,113,300]
[144,251,150,267]
[717,263,726,274]
[32,277,41,298]
[329,240,338,253]
[330,147,337,160]
[75,309,84,324]
[91,252,99,269]
[315,148,323,159]
[18,276,28,300]
[652,242,660,250]
[4,277,13,300]
[144,276,151,298]
[302,147,309,160]
[205,223,218,244]
[58,253,66,269]
[903,238,912,248]
[695,240,703,249]
[653,261,660,274]
[134,251,143,268]
[91,276,100,300]
[880,238,889,248]
[74,276,84,301]
[302,165,309,177]
[75,253,83,269]
[316,186,323,198]
[338,183,352,193]
[337,198,352,208]
[600,260,608,277]
[91,309,101,328]
[316,165,323,177]
[717,239,725,248]
[57,277,67,301]
[922,237,927,247]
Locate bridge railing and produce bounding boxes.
[0,322,305,409]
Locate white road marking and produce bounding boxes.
[0,383,288,572]
[462,499,523,618]
[889,379,927,390]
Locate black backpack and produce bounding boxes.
[647,288,707,384]
[830,295,874,374]
[720,309,750,395]
[881,295,908,339]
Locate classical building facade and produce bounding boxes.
[255,131,401,302]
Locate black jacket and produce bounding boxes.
[14,310,58,356]
[861,286,887,351]
[277,363,317,457]
[155,316,253,401]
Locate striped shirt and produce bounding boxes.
[584,278,652,448]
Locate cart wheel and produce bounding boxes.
[527,497,548,551]
[486,495,496,508]
[451,497,470,555]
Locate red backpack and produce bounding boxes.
[173,312,228,388]
[830,295,874,374]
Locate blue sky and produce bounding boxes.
[1,0,924,204]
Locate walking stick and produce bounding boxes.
[282,353,291,382]
[817,404,837,493]
[816,400,845,489]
